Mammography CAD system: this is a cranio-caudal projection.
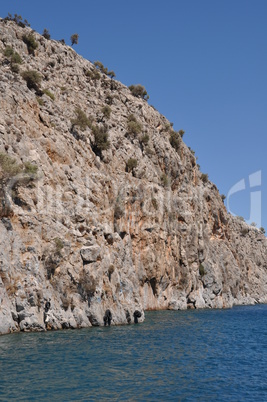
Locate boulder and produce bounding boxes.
[80,245,101,263]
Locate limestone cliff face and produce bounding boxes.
[0,19,266,334]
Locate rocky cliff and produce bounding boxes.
[0,18,266,335]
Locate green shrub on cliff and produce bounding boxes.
[94,61,108,74]
[43,89,55,101]
[201,173,209,183]
[11,64,20,73]
[85,69,101,81]
[21,70,42,90]
[42,28,51,40]
[161,173,169,187]
[71,108,92,131]
[0,153,22,180]
[3,13,30,27]
[92,125,110,157]
[169,131,180,151]
[126,158,138,173]
[22,33,38,55]
[127,115,142,136]
[54,237,64,253]
[3,46,22,65]
[70,33,79,46]
[0,153,38,185]
[94,61,116,78]
[24,162,38,175]
[128,84,149,100]
[101,105,111,119]
[3,46,14,57]
[140,133,149,146]
[199,264,205,276]
[11,51,22,64]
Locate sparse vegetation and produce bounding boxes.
[11,51,22,64]
[43,89,55,100]
[126,158,138,173]
[241,227,249,236]
[199,264,205,276]
[260,227,265,234]
[128,84,149,100]
[22,33,38,55]
[128,121,142,136]
[140,134,149,146]
[169,130,180,151]
[24,162,38,175]
[71,108,92,131]
[179,129,185,138]
[36,97,44,106]
[3,46,22,68]
[161,173,169,187]
[221,194,226,202]
[0,152,38,220]
[21,70,42,90]
[145,147,153,156]
[127,114,142,136]
[0,152,22,181]
[85,69,101,81]
[42,28,51,40]
[95,60,108,74]
[0,154,36,185]
[237,216,245,222]
[151,198,158,210]
[3,46,14,57]
[94,61,116,78]
[78,270,97,301]
[108,70,116,79]
[70,33,79,46]
[54,237,64,253]
[101,105,111,119]
[201,173,209,183]
[3,13,30,27]
[10,63,20,74]
[91,125,110,157]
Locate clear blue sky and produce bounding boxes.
[2,0,267,229]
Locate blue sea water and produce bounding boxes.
[0,305,266,401]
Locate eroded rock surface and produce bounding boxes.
[0,18,266,335]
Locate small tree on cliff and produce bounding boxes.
[70,33,79,46]
[42,28,51,40]
[128,84,149,100]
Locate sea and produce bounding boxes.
[0,305,266,401]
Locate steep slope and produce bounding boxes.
[0,19,266,334]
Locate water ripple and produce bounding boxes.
[0,305,266,401]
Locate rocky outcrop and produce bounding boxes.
[0,18,266,335]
